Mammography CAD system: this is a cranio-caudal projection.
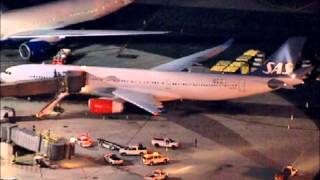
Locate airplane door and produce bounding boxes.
[239,79,246,92]
[165,79,171,90]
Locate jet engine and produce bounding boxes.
[88,98,124,114]
[19,40,53,61]
[267,79,285,89]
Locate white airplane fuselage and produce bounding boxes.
[0,0,133,40]
[0,64,303,102]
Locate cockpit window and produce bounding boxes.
[4,70,11,75]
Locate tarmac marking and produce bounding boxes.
[213,114,318,131]
[125,121,148,145]
[167,113,280,169]
[81,167,88,179]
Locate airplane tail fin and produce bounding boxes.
[254,37,307,77]
[267,66,313,90]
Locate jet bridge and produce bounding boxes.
[0,71,86,118]
[0,71,86,97]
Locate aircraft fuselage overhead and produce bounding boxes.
[0,0,133,41]
[0,0,167,61]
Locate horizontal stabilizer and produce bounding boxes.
[290,66,314,80]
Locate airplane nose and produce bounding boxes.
[0,72,7,83]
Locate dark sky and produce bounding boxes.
[1,0,319,13]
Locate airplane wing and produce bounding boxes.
[152,39,233,72]
[9,29,169,39]
[112,89,162,115]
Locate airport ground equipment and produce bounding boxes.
[77,133,94,148]
[104,153,124,166]
[119,144,148,156]
[0,106,16,123]
[142,153,170,166]
[0,123,74,160]
[144,169,168,180]
[52,49,72,65]
[143,151,163,159]
[151,138,179,149]
[12,153,58,168]
[97,138,124,151]
[33,153,58,168]
[35,71,86,118]
[36,92,69,118]
[210,49,265,74]
[12,153,36,166]
[274,165,299,180]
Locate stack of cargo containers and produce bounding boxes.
[251,51,266,73]
[210,49,265,74]
[210,61,232,72]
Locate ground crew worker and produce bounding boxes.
[194,138,198,148]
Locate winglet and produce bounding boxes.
[222,38,234,49]
[201,38,233,60]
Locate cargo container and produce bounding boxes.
[210,49,265,74]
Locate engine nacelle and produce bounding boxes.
[19,41,52,61]
[88,98,124,114]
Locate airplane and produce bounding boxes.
[0,0,167,61]
[0,37,312,116]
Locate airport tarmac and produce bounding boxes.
[1,43,319,180]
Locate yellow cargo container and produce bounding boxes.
[236,55,252,62]
[240,63,250,74]
[210,60,232,72]
[243,49,259,57]
[222,61,250,74]
[210,49,264,74]
[223,66,240,73]
[230,61,244,67]
[216,60,232,66]
[223,61,243,73]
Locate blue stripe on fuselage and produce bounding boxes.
[1,38,29,48]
